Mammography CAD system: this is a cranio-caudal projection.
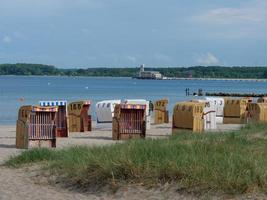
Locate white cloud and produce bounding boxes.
[197,53,220,66]
[198,8,265,25]
[191,0,267,39]
[196,1,267,25]
[2,36,12,43]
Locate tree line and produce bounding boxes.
[1,63,267,79]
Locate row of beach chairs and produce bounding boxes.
[16,99,169,148]
[172,97,267,133]
[16,97,267,149]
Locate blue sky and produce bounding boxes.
[0,0,267,68]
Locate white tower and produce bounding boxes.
[139,64,145,77]
[140,64,145,72]
[139,64,145,76]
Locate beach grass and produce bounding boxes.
[6,123,267,194]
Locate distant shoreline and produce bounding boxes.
[0,75,131,79]
[1,64,267,79]
[1,75,267,82]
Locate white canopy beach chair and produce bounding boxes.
[96,100,121,123]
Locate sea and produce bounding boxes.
[1,76,267,125]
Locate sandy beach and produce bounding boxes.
[0,122,244,200]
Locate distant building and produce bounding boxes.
[140,64,145,74]
[135,64,163,80]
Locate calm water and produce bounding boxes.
[1,76,267,125]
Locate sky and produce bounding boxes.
[0,0,267,68]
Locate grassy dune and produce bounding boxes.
[6,123,267,194]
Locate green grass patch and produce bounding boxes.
[6,148,58,167]
[6,123,267,194]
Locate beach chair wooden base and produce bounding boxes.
[28,139,56,148]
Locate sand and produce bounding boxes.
[0,122,254,200]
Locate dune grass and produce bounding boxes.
[6,123,267,194]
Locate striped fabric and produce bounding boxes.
[39,101,67,107]
[32,106,58,112]
[120,104,146,109]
